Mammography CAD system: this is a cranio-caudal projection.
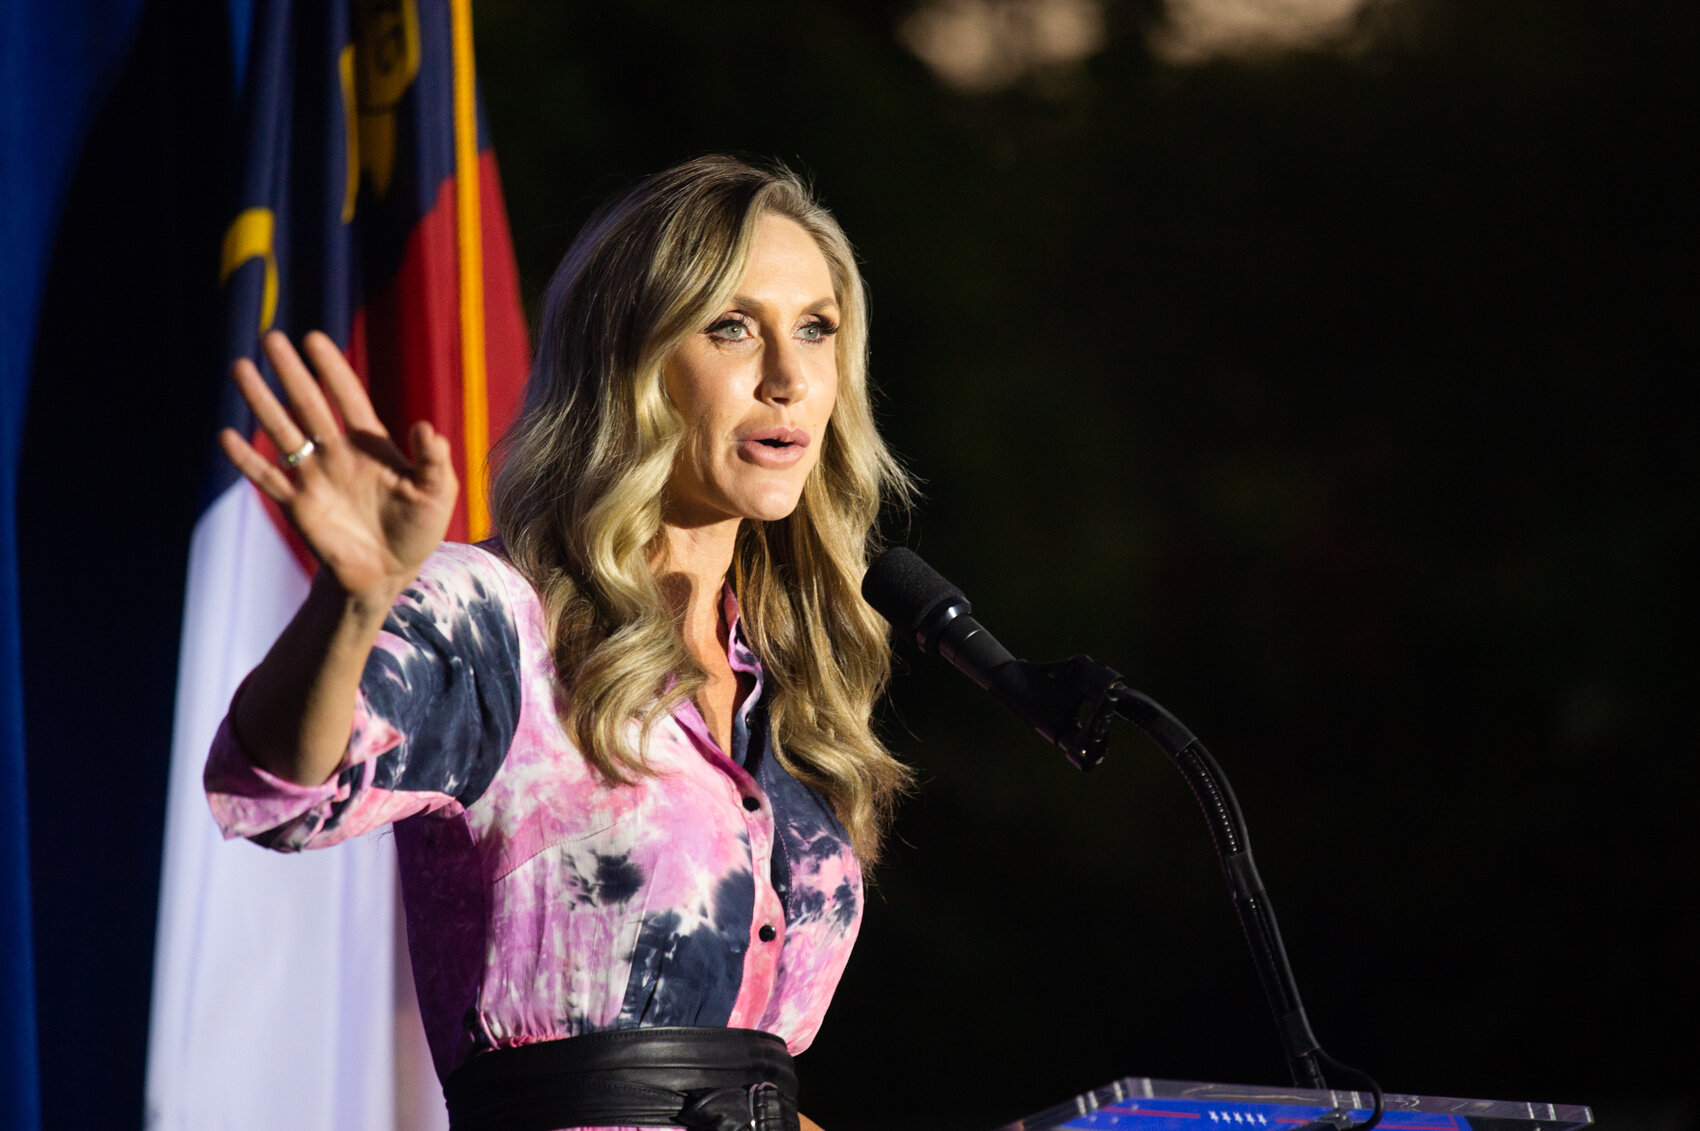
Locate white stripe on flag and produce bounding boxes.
[145,479,446,1131]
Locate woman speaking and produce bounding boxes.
[204,156,912,1131]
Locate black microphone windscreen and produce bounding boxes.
[861,547,966,637]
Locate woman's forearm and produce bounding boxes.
[231,568,403,786]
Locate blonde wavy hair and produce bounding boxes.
[491,156,913,864]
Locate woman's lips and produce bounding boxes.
[735,427,810,468]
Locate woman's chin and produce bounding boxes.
[722,477,809,523]
[662,489,805,529]
[740,493,805,523]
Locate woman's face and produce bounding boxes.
[663,213,840,529]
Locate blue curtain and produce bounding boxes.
[0,3,148,1128]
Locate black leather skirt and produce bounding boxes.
[442,1026,801,1131]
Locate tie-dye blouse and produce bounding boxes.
[204,541,864,1083]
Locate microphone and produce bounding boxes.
[862,547,1119,761]
[860,546,1014,689]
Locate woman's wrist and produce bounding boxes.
[310,563,409,636]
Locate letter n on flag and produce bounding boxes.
[146,2,527,1127]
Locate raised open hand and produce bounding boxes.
[220,330,458,604]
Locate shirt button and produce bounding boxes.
[759,924,777,942]
[742,796,760,811]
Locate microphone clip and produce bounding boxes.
[1019,654,1126,772]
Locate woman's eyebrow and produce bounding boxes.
[728,294,840,315]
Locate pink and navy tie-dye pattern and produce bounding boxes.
[204,542,863,1084]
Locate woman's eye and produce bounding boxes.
[706,317,751,341]
[796,318,839,343]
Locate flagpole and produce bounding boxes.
[450,0,490,541]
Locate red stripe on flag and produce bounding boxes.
[361,149,528,544]
[477,150,530,453]
[362,170,466,537]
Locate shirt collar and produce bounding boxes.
[722,584,763,684]
[671,582,766,758]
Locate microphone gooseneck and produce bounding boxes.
[861,546,1383,1130]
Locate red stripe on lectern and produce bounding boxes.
[1098,1106,1201,1119]
[1275,1120,1457,1129]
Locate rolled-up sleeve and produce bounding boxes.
[204,543,524,851]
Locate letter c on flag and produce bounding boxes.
[219,207,279,335]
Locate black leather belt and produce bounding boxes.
[443,1026,801,1131]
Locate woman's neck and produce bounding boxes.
[658,516,748,756]
[657,516,741,662]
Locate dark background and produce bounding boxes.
[20,1,1696,1128]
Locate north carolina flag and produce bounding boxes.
[146,1,527,1126]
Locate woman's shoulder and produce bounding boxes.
[406,539,535,612]
[393,539,556,666]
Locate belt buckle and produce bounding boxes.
[747,1080,785,1130]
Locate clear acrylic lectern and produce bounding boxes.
[997,1077,1593,1130]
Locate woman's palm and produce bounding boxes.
[220,331,458,602]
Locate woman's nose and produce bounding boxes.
[761,338,809,405]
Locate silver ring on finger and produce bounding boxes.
[280,438,318,468]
